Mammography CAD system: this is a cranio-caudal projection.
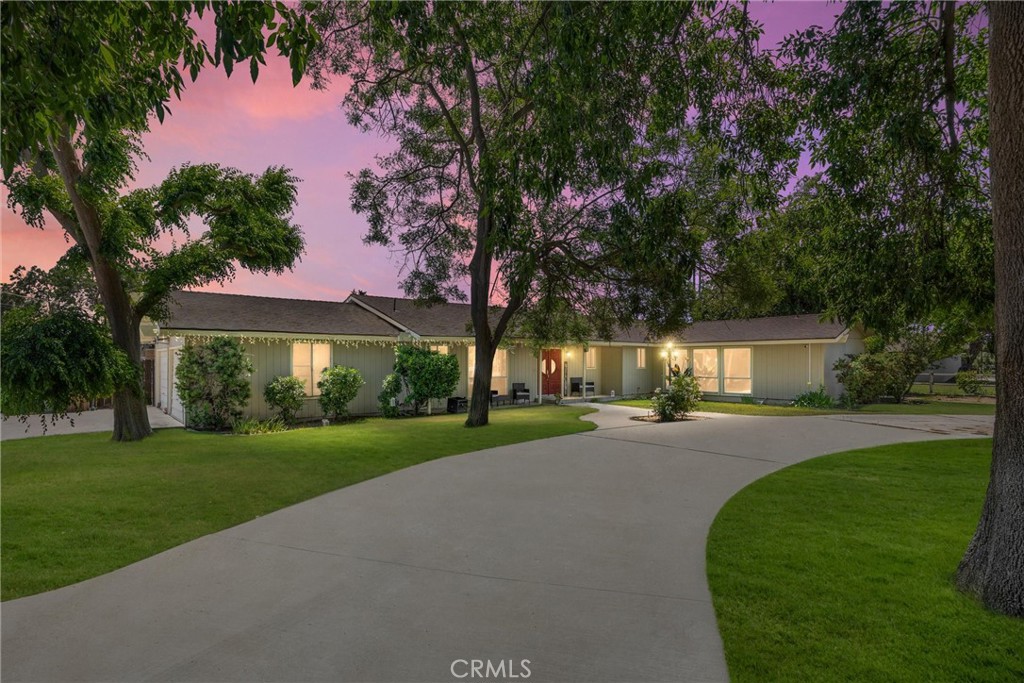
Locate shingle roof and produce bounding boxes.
[159,292,847,345]
[349,294,502,338]
[160,291,402,337]
[676,314,847,344]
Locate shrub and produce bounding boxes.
[176,337,252,431]
[973,351,995,377]
[955,370,981,396]
[318,366,364,420]
[394,345,461,413]
[651,374,701,422]
[793,385,835,409]
[264,375,306,424]
[833,351,922,405]
[231,416,287,435]
[378,372,403,418]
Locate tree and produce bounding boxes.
[304,1,795,426]
[1,1,318,441]
[957,2,1024,618]
[785,2,1021,617]
[781,2,992,339]
[175,337,253,431]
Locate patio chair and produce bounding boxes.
[511,383,531,404]
[569,377,596,397]
[490,389,510,406]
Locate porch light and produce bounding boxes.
[660,351,668,359]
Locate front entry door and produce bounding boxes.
[541,349,562,395]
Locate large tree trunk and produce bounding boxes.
[955,2,1024,618]
[466,210,495,427]
[49,133,153,442]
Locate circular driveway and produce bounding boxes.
[1,405,991,682]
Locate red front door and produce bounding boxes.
[541,349,562,395]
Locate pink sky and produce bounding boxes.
[0,1,844,302]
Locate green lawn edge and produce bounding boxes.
[609,398,995,416]
[706,438,1023,682]
[1,405,595,601]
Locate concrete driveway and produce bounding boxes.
[1,406,182,441]
[1,405,991,682]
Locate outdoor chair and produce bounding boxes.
[511,383,531,404]
[569,377,596,397]
[446,396,468,413]
[490,389,510,406]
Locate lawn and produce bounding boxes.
[0,405,595,601]
[610,397,995,416]
[706,439,1023,682]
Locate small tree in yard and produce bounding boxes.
[393,346,461,415]
[651,375,702,423]
[175,338,252,431]
[264,376,306,425]
[318,366,364,421]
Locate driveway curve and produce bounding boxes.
[1,405,991,682]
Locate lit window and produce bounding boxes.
[292,342,331,396]
[723,347,752,394]
[693,348,720,394]
[468,346,509,395]
[430,344,449,355]
[637,348,647,369]
[585,348,597,369]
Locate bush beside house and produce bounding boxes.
[264,376,306,424]
[318,366,364,420]
[176,338,252,430]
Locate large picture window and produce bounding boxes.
[292,342,331,396]
[723,348,752,394]
[468,346,509,395]
[692,348,720,394]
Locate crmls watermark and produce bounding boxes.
[450,659,531,679]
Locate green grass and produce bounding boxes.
[610,398,995,416]
[707,439,1023,682]
[910,382,996,397]
[0,405,595,601]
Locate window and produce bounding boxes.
[585,348,597,369]
[292,342,331,396]
[430,344,449,355]
[723,347,752,394]
[637,348,647,369]
[692,348,720,394]
[468,346,509,395]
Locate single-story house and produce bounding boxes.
[150,291,866,423]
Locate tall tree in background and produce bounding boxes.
[304,1,795,426]
[1,2,317,440]
[787,2,1020,617]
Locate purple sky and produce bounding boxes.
[0,1,844,302]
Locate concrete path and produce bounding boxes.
[1,406,182,441]
[1,406,990,682]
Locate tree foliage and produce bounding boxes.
[780,2,992,338]
[175,337,253,431]
[0,307,135,424]
[304,1,796,425]
[317,366,365,420]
